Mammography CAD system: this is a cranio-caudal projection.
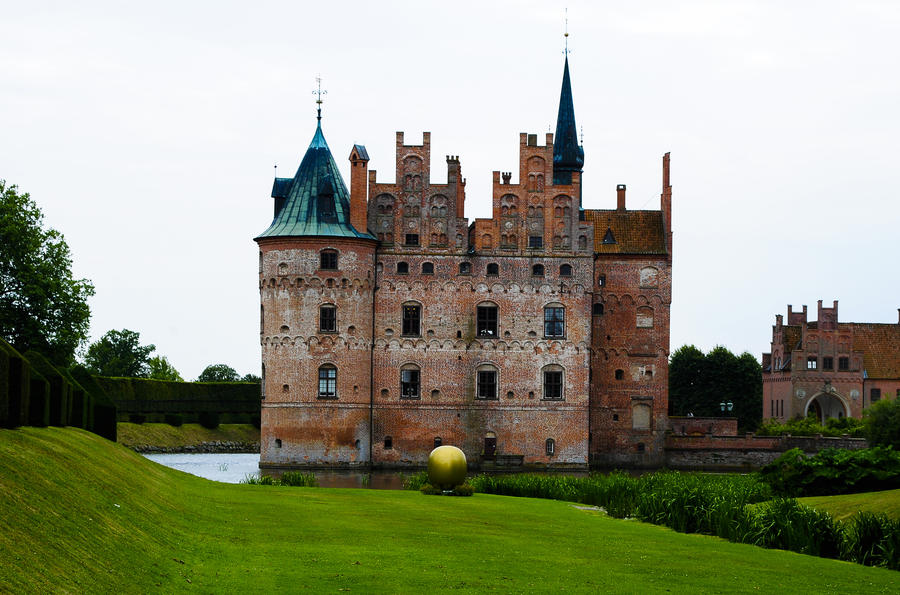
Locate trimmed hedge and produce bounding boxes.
[1,341,30,428]
[25,351,71,427]
[0,345,9,427]
[69,367,116,441]
[760,447,900,496]
[27,368,50,428]
[93,377,260,425]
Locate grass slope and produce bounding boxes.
[116,422,259,449]
[801,489,900,521]
[1,428,898,593]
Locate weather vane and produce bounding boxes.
[313,75,327,121]
[564,8,569,56]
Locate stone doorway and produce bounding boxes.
[806,392,848,424]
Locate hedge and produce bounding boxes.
[1,340,30,428]
[0,344,9,428]
[25,351,72,427]
[28,368,50,428]
[69,367,116,442]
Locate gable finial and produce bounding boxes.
[313,75,327,121]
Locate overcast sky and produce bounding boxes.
[3,1,899,380]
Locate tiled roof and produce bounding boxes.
[584,209,667,254]
[256,121,374,240]
[852,324,900,379]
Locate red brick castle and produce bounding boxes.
[255,57,673,469]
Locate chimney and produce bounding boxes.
[617,184,626,211]
[349,145,369,234]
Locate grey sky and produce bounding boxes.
[3,1,898,380]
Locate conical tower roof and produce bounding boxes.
[256,121,374,240]
[553,56,585,185]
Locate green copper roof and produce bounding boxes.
[256,121,374,240]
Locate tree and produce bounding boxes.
[0,180,95,364]
[864,398,900,449]
[668,344,763,431]
[84,329,155,377]
[147,355,183,381]
[197,364,239,382]
[241,373,261,383]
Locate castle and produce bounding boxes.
[255,57,672,469]
[762,301,900,423]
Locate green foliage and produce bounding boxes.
[147,356,183,381]
[197,364,240,382]
[241,373,261,383]
[864,398,900,449]
[844,511,900,569]
[0,181,95,365]
[748,498,844,558]
[198,411,220,429]
[241,471,318,487]
[24,350,71,427]
[759,447,900,497]
[163,414,183,427]
[68,365,117,441]
[402,470,429,490]
[668,344,763,431]
[84,329,155,378]
[419,483,443,495]
[757,415,865,438]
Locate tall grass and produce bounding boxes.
[241,471,318,487]
[469,471,900,571]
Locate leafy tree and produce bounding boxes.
[241,373,261,383]
[864,398,900,449]
[668,344,762,431]
[84,329,155,377]
[197,364,239,382]
[0,180,95,364]
[147,355,183,381]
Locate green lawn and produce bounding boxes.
[116,422,259,449]
[1,427,898,593]
[801,489,900,521]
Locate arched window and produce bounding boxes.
[542,365,564,400]
[400,364,421,399]
[422,262,434,275]
[318,365,337,399]
[632,402,651,430]
[636,306,654,329]
[476,363,499,400]
[434,437,442,449]
[543,304,565,338]
[560,264,573,277]
[545,438,555,456]
[598,274,606,287]
[532,264,544,276]
[402,302,421,337]
[459,262,472,275]
[320,250,338,270]
[477,303,498,337]
[384,436,393,449]
[397,261,409,275]
[639,266,659,288]
[615,369,624,380]
[319,304,336,332]
[482,234,492,249]
[486,263,499,276]
[592,303,604,316]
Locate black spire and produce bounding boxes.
[553,56,584,186]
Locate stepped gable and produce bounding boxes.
[583,209,666,254]
[256,120,374,240]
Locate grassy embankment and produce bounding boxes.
[116,422,259,450]
[2,427,899,593]
[801,489,900,521]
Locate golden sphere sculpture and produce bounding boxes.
[427,445,467,489]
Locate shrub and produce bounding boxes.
[402,470,429,491]
[864,398,900,449]
[759,447,900,496]
[450,483,474,496]
[241,473,277,485]
[129,413,146,424]
[164,414,183,427]
[419,483,443,495]
[198,411,220,429]
[756,415,864,438]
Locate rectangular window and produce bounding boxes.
[823,357,833,370]
[318,367,336,399]
[402,304,421,336]
[543,371,563,400]
[807,357,817,370]
[319,306,336,332]
[477,305,498,337]
[477,370,497,400]
[528,235,543,249]
[405,233,419,246]
[871,388,881,403]
[400,369,420,399]
[320,250,338,270]
[544,307,565,338]
[839,357,849,371]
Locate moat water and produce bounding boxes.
[143,453,408,488]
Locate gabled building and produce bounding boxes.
[255,56,673,469]
[762,300,900,423]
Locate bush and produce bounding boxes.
[164,414,183,427]
[198,411,220,429]
[759,447,900,496]
[756,415,864,438]
[128,413,146,424]
[403,470,429,491]
[419,483,443,495]
[864,398,900,449]
[450,483,474,496]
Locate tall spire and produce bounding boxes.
[553,52,584,185]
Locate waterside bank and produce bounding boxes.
[117,422,259,453]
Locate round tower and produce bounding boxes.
[255,110,376,468]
